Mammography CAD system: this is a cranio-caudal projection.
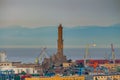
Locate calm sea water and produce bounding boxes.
[0,48,120,63]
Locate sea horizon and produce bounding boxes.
[0,48,120,63]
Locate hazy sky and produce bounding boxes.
[0,0,120,27]
[0,0,120,48]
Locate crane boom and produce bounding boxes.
[84,43,96,66]
[111,44,115,64]
[35,47,48,64]
[84,44,89,66]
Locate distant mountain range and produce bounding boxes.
[0,24,120,48]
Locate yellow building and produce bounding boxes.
[63,62,72,68]
[93,74,120,80]
[0,62,13,67]
[25,75,85,80]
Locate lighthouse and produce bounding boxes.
[55,24,66,64]
[57,24,63,55]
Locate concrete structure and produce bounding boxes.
[93,74,120,80]
[0,50,6,62]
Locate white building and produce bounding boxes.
[0,51,38,74]
[0,62,37,74]
[0,66,36,74]
[0,50,7,62]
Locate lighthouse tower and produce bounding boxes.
[43,24,67,68]
[57,24,63,55]
[55,24,66,64]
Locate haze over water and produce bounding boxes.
[0,48,119,63]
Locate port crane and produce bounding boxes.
[35,47,48,64]
[84,43,96,66]
[111,43,115,64]
[105,44,116,64]
[84,44,89,66]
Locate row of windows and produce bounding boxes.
[95,75,120,78]
[0,63,10,66]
